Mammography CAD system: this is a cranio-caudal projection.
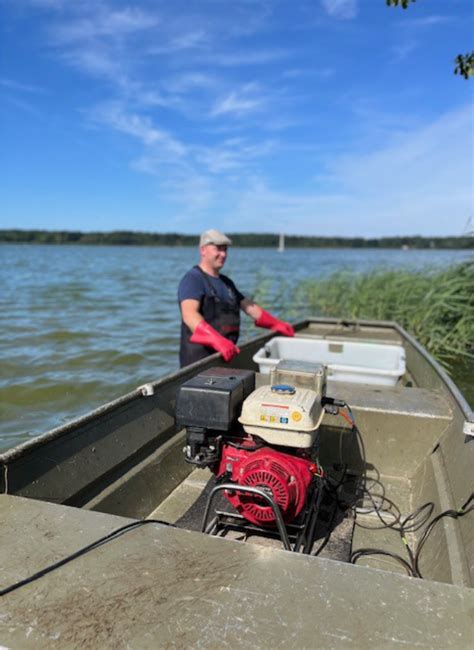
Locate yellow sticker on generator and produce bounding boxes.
[291,411,302,422]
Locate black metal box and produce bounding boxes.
[176,368,255,431]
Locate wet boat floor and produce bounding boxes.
[167,471,355,561]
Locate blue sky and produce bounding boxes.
[1,0,472,236]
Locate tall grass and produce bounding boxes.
[292,262,474,369]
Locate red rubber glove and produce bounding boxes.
[190,321,240,362]
[255,309,295,337]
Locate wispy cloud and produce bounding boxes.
[50,7,159,44]
[398,15,451,29]
[130,102,470,235]
[321,0,358,21]
[281,67,335,80]
[391,39,418,63]
[1,93,42,115]
[210,84,266,118]
[163,72,218,95]
[44,5,160,90]
[0,77,45,116]
[223,104,473,236]
[90,102,187,156]
[196,138,276,173]
[89,97,277,193]
[148,30,208,55]
[392,13,451,62]
[61,45,128,84]
[199,49,291,67]
[140,103,469,236]
[0,78,44,93]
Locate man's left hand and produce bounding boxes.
[255,309,295,337]
[272,319,295,336]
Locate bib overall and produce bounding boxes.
[179,267,241,367]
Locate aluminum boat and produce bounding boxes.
[1,318,473,648]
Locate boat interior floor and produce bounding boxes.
[147,466,423,575]
[148,467,357,564]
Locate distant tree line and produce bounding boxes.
[0,229,472,249]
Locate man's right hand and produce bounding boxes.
[190,321,240,362]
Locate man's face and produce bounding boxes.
[201,243,228,272]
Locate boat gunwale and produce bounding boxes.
[392,322,473,427]
[0,327,276,463]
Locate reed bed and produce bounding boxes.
[291,262,474,369]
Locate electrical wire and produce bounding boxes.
[413,493,473,578]
[350,548,414,577]
[0,518,174,597]
[322,399,473,579]
[312,468,348,557]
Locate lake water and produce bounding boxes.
[1,244,472,451]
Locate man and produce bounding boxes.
[178,229,294,367]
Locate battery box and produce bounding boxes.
[175,367,255,431]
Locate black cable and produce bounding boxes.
[0,518,174,597]
[350,548,415,577]
[350,491,473,579]
[327,402,473,580]
[413,493,474,578]
[354,491,403,530]
[312,471,347,557]
[400,502,435,533]
[312,501,339,557]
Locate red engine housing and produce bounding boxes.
[216,443,320,526]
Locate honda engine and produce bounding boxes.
[176,361,326,528]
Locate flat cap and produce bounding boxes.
[199,229,232,247]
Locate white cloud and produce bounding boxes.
[149,30,208,54]
[0,78,44,93]
[163,72,217,95]
[62,45,126,83]
[90,103,187,156]
[28,1,290,127]
[391,13,449,62]
[210,84,266,118]
[398,15,450,29]
[196,138,276,173]
[221,104,473,236]
[281,67,335,80]
[1,93,41,115]
[321,0,358,21]
[199,49,291,67]
[0,77,45,115]
[51,7,159,43]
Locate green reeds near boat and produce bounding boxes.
[293,262,474,369]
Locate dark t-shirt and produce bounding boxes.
[178,266,245,366]
[178,267,245,306]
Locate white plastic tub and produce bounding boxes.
[253,337,406,386]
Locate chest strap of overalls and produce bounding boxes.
[194,265,221,302]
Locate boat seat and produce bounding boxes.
[325,381,452,421]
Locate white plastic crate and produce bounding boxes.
[253,337,406,386]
